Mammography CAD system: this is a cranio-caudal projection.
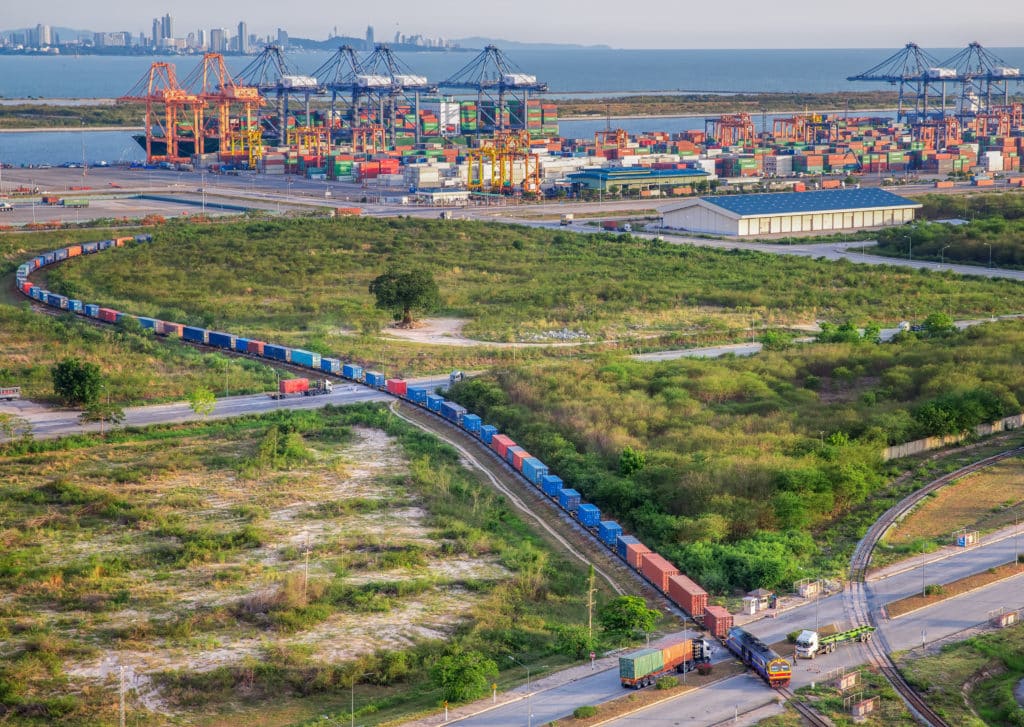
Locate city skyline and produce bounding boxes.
[2,0,1024,49]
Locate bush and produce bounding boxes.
[697,662,713,675]
[656,676,679,689]
[573,705,599,719]
[923,584,944,596]
[787,630,802,644]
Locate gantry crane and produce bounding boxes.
[939,42,1022,121]
[183,53,265,167]
[118,62,201,164]
[350,44,435,146]
[310,45,365,137]
[467,129,540,195]
[847,43,950,122]
[705,113,756,146]
[237,45,319,144]
[594,129,629,157]
[352,124,386,154]
[772,115,809,144]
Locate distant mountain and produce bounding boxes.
[455,36,612,51]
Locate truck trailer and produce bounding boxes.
[794,626,875,659]
[619,638,711,689]
[269,379,333,399]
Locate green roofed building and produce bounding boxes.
[566,167,708,194]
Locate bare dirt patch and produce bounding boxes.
[886,458,1024,546]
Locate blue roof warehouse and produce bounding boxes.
[658,188,922,237]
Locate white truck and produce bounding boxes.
[795,626,875,659]
[560,213,574,226]
[1,386,21,401]
[0,202,13,213]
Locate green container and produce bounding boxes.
[619,648,663,680]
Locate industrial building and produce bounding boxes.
[566,167,708,195]
[659,189,921,237]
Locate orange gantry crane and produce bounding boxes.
[705,113,756,147]
[118,62,200,164]
[352,124,387,154]
[467,129,540,195]
[912,115,963,149]
[772,115,809,144]
[594,128,629,157]
[185,53,265,167]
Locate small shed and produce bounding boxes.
[748,588,775,610]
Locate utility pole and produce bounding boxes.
[119,664,126,727]
[587,565,596,642]
[303,536,311,605]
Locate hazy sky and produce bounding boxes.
[7,0,1024,49]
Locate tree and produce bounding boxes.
[51,358,102,406]
[922,312,956,336]
[188,386,216,418]
[79,400,125,435]
[619,446,646,476]
[368,266,440,327]
[428,648,498,703]
[599,595,659,640]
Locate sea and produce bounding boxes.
[1,47,1022,166]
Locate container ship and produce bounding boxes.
[132,134,220,157]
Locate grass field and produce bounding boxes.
[761,666,916,727]
[884,457,1024,550]
[899,621,1024,726]
[0,405,615,726]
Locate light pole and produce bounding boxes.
[509,656,545,727]
[201,171,206,214]
[984,242,993,268]
[350,671,371,727]
[940,244,950,266]
[905,234,912,261]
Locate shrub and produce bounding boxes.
[573,705,599,719]
[656,676,679,689]
[923,584,944,596]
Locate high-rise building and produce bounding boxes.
[209,28,227,53]
[161,14,174,42]
[276,28,288,47]
[152,18,160,46]
[197,29,206,49]
[237,21,248,54]
[366,25,374,46]
[34,24,52,47]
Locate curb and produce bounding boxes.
[883,565,1024,621]
[868,524,1024,583]
[583,672,745,727]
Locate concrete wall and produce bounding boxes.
[662,204,738,235]
[882,413,1024,461]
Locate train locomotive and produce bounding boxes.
[725,627,791,688]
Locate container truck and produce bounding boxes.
[0,202,12,213]
[619,638,712,689]
[0,386,21,401]
[794,626,875,659]
[270,378,333,399]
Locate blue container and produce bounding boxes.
[290,349,321,370]
[427,394,443,412]
[114,312,124,323]
[30,288,44,301]
[235,337,251,353]
[577,504,601,527]
[480,425,498,444]
[68,299,84,313]
[541,474,564,498]
[54,249,68,261]
[45,293,61,307]
[505,445,526,465]
[321,357,341,375]
[137,317,157,330]
[558,488,582,513]
[98,239,113,250]
[82,242,99,253]
[617,535,641,561]
[342,364,363,381]
[264,344,291,362]
[43,252,56,264]
[364,371,386,388]
[407,387,428,405]
[208,331,236,349]
[441,401,467,424]
[84,303,99,317]
[183,326,209,344]
[598,521,623,546]
[135,234,153,243]
[521,458,548,485]
[462,413,482,434]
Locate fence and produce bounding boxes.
[882,413,1024,461]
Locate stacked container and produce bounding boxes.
[558,488,581,513]
[668,574,708,618]
[541,474,563,498]
[640,553,680,592]
[577,503,601,527]
[704,605,734,638]
[597,521,622,546]
[491,434,515,459]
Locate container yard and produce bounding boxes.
[94,41,1024,207]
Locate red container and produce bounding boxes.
[704,605,733,638]
[98,308,118,323]
[21,282,33,294]
[159,321,183,337]
[247,340,265,356]
[668,574,708,618]
[625,542,652,569]
[66,245,82,257]
[114,237,132,247]
[386,379,408,396]
[491,434,515,459]
[640,553,679,593]
[512,450,532,471]
[279,378,310,395]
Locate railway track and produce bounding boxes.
[777,687,830,727]
[845,446,1024,727]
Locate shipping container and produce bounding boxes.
[668,574,708,618]
[235,338,251,353]
[68,299,84,313]
[264,344,291,362]
[343,363,364,381]
[137,316,157,330]
[640,552,680,592]
[208,331,236,350]
[98,307,119,324]
[160,321,184,337]
[624,541,652,569]
[480,424,498,444]
[577,503,601,527]
[427,394,444,413]
[505,445,526,466]
[279,378,310,395]
[558,488,581,512]
[512,449,533,472]
[365,371,386,388]
[406,386,428,405]
[290,349,321,370]
[441,401,467,424]
[247,340,265,356]
[491,434,515,459]
[521,457,548,485]
[661,640,694,670]
[597,521,622,546]
[321,357,341,375]
[616,534,640,560]
[386,379,408,397]
[462,413,482,434]
[704,605,734,638]
[541,474,563,497]
[618,649,663,682]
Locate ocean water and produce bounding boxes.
[5,47,1024,98]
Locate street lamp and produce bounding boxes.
[984,242,993,268]
[509,656,546,727]
[350,671,372,727]
[940,244,951,266]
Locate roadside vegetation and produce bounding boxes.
[898,622,1024,726]
[446,321,1024,593]
[0,404,625,725]
[760,666,916,727]
[555,91,902,118]
[874,192,1024,268]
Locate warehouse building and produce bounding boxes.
[659,188,921,237]
[567,167,708,194]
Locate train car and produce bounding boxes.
[365,371,386,388]
[407,386,428,406]
[541,474,563,498]
[724,627,791,688]
[578,504,601,528]
[264,344,292,363]
[321,357,341,375]
[343,364,364,381]
[208,331,236,350]
[461,413,482,435]
[440,401,466,425]
[386,379,408,397]
[597,520,622,546]
[479,424,498,444]
[558,488,581,513]
[426,394,444,413]
[84,304,100,318]
[183,326,209,345]
[291,349,321,370]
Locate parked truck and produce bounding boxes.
[794,626,875,659]
[0,202,13,213]
[0,386,21,401]
[269,378,333,400]
[619,638,712,689]
[560,213,574,226]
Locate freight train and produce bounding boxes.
[16,235,791,683]
[724,627,791,688]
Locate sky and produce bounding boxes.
[5,0,1024,49]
